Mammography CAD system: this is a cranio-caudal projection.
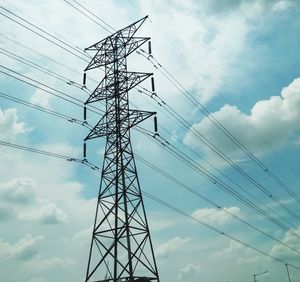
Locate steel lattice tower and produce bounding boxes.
[83,16,160,282]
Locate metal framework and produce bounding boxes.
[83,16,159,282]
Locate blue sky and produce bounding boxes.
[1,0,300,282]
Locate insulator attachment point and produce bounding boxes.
[151,77,155,92]
[84,106,87,121]
[83,72,87,86]
[148,41,152,55]
[154,115,158,133]
[83,142,87,159]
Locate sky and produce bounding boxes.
[0,0,300,281]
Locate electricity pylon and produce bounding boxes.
[82,16,159,282]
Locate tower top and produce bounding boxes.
[84,16,150,71]
[84,16,148,52]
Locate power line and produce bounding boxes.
[138,88,296,225]
[0,90,91,129]
[142,190,300,271]
[134,154,300,255]
[2,85,298,250]
[2,67,300,264]
[137,86,300,222]
[0,32,87,79]
[0,47,88,92]
[68,0,116,31]
[0,140,99,170]
[59,1,300,222]
[0,65,104,115]
[48,0,300,212]
[0,6,89,62]
[152,129,297,226]
[62,0,114,33]
[1,137,298,272]
[2,0,85,54]
[157,122,297,229]
[0,67,84,108]
[140,13,300,185]
[1,89,298,255]
[0,82,300,253]
[0,32,99,85]
[0,5,90,59]
[141,47,300,206]
[1,1,298,274]
[136,128,300,239]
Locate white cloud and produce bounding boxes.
[73,226,92,244]
[137,0,251,108]
[192,15,248,104]
[0,178,36,221]
[39,142,79,157]
[21,202,68,225]
[25,257,75,272]
[237,255,261,265]
[30,90,52,109]
[29,277,47,282]
[270,226,300,262]
[211,239,242,259]
[0,234,43,261]
[0,108,28,141]
[194,0,245,15]
[272,1,293,12]
[0,178,36,204]
[155,237,190,259]
[192,207,241,226]
[147,212,177,232]
[0,178,68,225]
[184,77,300,159]
[177,263,201,279]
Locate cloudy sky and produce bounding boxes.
[1,0,300,281]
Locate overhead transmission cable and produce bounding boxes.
[62,0,114,33]
[1,87,300,256]
[0,65,104,115]
[59,1,300,217]
[2,2,298,227]
[52,0,300,207]
[0,5,90,59]
[0,74,294,250]
[68,0,116,31]
[0,6,89,62]
[142,191,300,271]
[2,0,85,54]
[1,87,299,254]
[136,124,297,227]
[1,77,295,244]
[138,88,299,226]
[2,80,297,239]
[9,1,300,271]
[0,140,98,170]
[1,71,296,241]
[1,76,295,238]
[137,85,300,221]
[135,127,300,239]
[140,48,300,205]
[134,153,300,255]
[0,32,97,82]
[142,11,300,183]
[0,48,89,92]
[0,139,299,271]
[0,91,92,129]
